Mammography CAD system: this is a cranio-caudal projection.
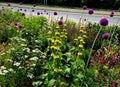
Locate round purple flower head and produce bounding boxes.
[110,11,114,17]
[2,6,4,9]
[88,9,94,15]
[24,9,27,12]
[2,6,4,10]
[20,2,23,5]
[102,33,110,39]
[111,11,114,15]
[7,2,10,6]
[37,12,40,15]
[33,4,36,7]
[110,14,114,17]
[41,12,43,14]
[100,17,109,26]
[82,5,87,10]
[58,20,63,25]
[20,8,22,11]
[22,13,25,16]
[54,11,58,15]
[17,24,22,29]
[32,9,34,12]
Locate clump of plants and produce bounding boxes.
[0,6,120,87]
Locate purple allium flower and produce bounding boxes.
[24,9,27,12]
[110,11,114,17]
[82,5,87,10]
[102,33,110,39]
[22,13,25,16]
[20,2,23,5]
[41,12,43,14]
[32,9,34,12]
[7,2,10,6]
[37,12,40,15]
[111,11,114,15]
[99,17,109,26]
[99,59,104,65]
[46,12,48,15]
[88,9,94,15]
[33,4,36,7]
[84,19,86,21]
[58,20,63,25]
[2,6,4,9]
[110,14,114,17]
[20,8,22,11]
[17,24,22,29]
[54,11,58,15]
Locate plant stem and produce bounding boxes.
[86,27,102,67]
[108,26,117,48]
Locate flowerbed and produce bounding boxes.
[0,3,120,87]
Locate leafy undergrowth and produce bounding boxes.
[0,7,120,87]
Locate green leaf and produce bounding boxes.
[32,81,42,87]
[48,79,56,86]
[77,73,84,79]
[39,73,48,79]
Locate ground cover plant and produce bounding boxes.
[0,3,120,87]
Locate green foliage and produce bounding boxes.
[0,7,120,87]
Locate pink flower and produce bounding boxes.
[99,59,104,65]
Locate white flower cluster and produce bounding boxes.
[0,66,13,75]
[13,62,20,66]
[27,73,34,79]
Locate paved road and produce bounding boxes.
[0,3,120,26]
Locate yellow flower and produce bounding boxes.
[54,68,62,73]
[47,31,52,34]
[74,38,78,41]
[56,25,60,29]
[79,44,83,48]
[63,29,67,32]
[79,29,84,33]
[83,35,87,38]
[78,36,83,40]
[55,32,60,35]
[50,46,60,51]
[48,26,52,29]
[82,31,87,34]
[80,39,85,44]
[60,35,67,38]
[64,24,67,27]
[80,25,84,29]
[48,38,55,43]
[50,53,59,59]
[95,70,99,76]
[55,40,62,44]
[55,46,60,51]
[77,52,82,56]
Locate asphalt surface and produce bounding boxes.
[0,3,120,26]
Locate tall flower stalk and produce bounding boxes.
[86,17,109,67]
